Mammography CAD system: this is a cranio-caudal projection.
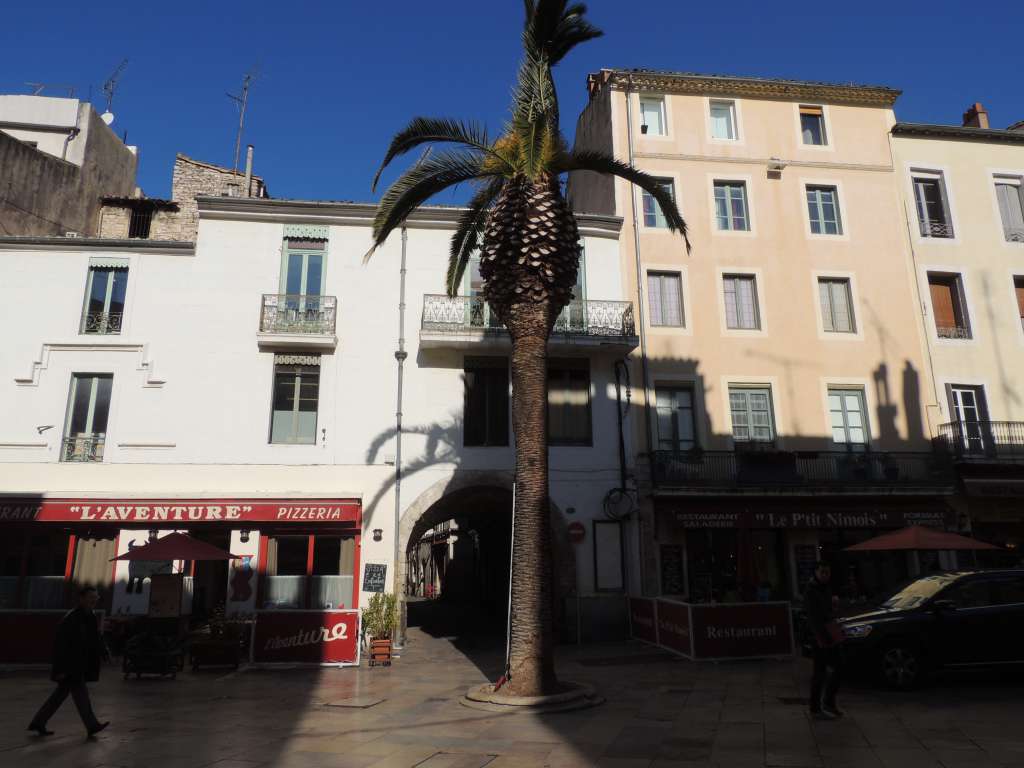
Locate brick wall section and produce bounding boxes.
[97,205,130,238]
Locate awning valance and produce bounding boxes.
[88,256,130,269]
[283,224,329,240]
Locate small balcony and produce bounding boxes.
[81,311,123,335]
[935,325,971,340]
[650,449,955,495]
[920,220,954,239]
[936,421,1024,461]
[61,434,105,463]
[419,295,638,351]
[257,294,337,349]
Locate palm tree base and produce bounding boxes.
[461,681,603,714]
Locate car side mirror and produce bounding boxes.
[931,599,957,613]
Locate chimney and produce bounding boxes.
[962,102,990,129]
[242,144,252,198]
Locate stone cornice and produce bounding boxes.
[0,237,195,256]
[196,197,624,238]
[592,69,900,107]
[892,122,1024,145]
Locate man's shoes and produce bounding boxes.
[823,705,844,719]
[87,722,109,738]
[810,709,837,720]
[27,724,54,736]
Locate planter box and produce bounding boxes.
[368,638,392,667]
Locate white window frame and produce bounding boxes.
[795,103,833,151]
[826,386,871,449]
[905,165,959,244]
[635,94,671,140]
[717,267,767,337]
[707,98,740,143]
[991,172,1024,245]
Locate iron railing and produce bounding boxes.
[936,421,1024,458]
[61,434,105,462]
[260,294,337,335]
[1006,227,1024,243]
[936,325,971,340]
[421,295,636,339]
[651,449,955,489]
[81,311,123,335]
[920,220,955,238]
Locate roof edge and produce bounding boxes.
[0,236,195,255]
[892,122,1024,145]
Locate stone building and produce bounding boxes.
[0,95,137,237]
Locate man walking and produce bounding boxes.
[805,561,843,720]
[28,586,110,737]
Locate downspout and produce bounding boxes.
[61,105,83,161]
[393,224,408,647]
[624,75,653,594]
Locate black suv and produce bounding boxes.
[838,569,1024,688]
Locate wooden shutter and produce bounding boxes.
[929,279,956,328]
[1015,279,1024,320]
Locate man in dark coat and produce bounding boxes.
[28,586,110,737]
[805,561,843,719]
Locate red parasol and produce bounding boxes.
[112,532,240,561]
[844,525,999,552]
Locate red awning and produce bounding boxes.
[844,525,1000,552]
[112,533,240,561]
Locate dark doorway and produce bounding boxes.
[189,529,230,622]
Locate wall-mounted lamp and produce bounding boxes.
[239,530,251,544]
[372,528,383,542]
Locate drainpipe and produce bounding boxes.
[393,224,409,647]
[624,76,653,594]
[61,105,83,161]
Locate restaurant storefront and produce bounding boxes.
[654,498,957,605]
[0,497,361,665]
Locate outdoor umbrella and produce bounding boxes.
[111,532,240,561]
[843,525,999,552]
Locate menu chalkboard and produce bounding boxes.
[361,563,387,593]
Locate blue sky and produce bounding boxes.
[2,1,1019,203]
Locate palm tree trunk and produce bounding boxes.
[504,300,558,696]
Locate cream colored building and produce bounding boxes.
[891,106,1024,552]
[569,70,958,602]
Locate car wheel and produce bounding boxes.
[881,643,922,689]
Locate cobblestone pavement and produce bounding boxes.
[3,628,1024,768]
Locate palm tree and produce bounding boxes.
[366,0,688,697]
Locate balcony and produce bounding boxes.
[257,294,337,349]
[936,421,1024,461]
[81,311,123,335]
[920,220,954,239]
[935,325,971,340]
[650,449,955,495]
[61,434,105,463]
[419,295,638,351]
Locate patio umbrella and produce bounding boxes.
[112,532,240,561]
[844,525,999,552]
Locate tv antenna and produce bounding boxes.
[25,82,75,98]
[102,59,129,113]
[227,66,259,173]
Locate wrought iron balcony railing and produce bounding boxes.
[936,325,971,340]
[421,295,636,339]
[61,434,105,463]
[920,220,955,238]
[81,311,123,335]
[260,294,337,335]
[651,449,955,490]
[936,420,1024,459]
[1006,227,1024,243]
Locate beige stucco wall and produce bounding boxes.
[892,134,1024,430]
[574,85,934,452]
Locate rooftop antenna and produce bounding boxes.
[25,82,76,98]
[100,59,128,126]
[227,66,259,173]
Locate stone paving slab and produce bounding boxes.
[1,630,1023,767]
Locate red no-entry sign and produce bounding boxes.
[568,521,586,544]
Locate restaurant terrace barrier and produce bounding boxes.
[250,609,361,667]
[628,596,794,661]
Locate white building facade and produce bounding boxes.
[0,197,638,660]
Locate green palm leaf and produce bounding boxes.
[446,178,504,297]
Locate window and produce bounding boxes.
[709,100,737,140]
[723,274,760,330]
[464,357,509,447]
[947,385,989,454]
[63,374,112,462]
[729,387,775,444]
[283,237,326,296]
[913,174,954,238]
[548,359,591,445]
[928,273,971,339]
[806,185,843,235]
[828,388,869,447]
[818,278,855,333]
[943,579,993,609]
[995,177,1024,242]
[465,257,502,328]
[642,178,675,228]
[656,386,696,451]
[81,263,127,334]
[0,532,72,609]
[991,577,1024,606]
[639,96,666,136]
[647,272,684,327]
[800,105,827,146]
[1015,277,1024,332]
[128,206,153,239]
[713,181,749,231]
[270,357,320,444]
[264,535,356,610]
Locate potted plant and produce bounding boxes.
[362,592,397,667]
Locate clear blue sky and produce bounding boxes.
[2,1,1019,203]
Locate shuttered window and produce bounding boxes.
[928,273,971,339]
[818,278,855,333]
[647,272,683,327]
[800,106,827,145]
[995,178,1024,242]
[723,275,760,330]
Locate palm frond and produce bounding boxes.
[365,151,498,262]
[554,150,691,249]
[523,0,602,66]
[446,178,505,296]
[371,117,509,192]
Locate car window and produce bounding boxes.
[941,580,994,609]
[991,577,1024,606]
[879,574,958,610]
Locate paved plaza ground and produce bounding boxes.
[3,627,1024,768]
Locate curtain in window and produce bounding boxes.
[647,273,682,326]
[714,183,748,230]
[724,277,758,329]
[710,102,734,139]
[548,362,591,444]
[996,182,1024,240]
[807,187,841,234]
[640,98,665,135]
[819,279,853,332]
